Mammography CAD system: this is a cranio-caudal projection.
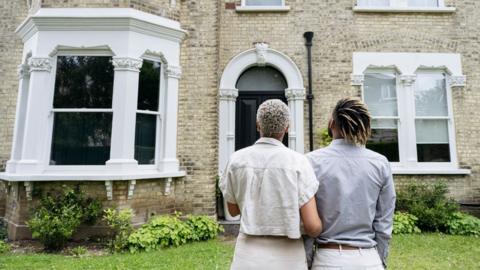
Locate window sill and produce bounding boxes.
[0,170,186,182]
[236,6,290,13]
[353,6,456,13]
[392,168,471,175]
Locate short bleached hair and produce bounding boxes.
[256,99,290,137]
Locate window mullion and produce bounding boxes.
[399,75,418,165]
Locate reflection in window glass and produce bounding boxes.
[135,114,157,165]
[50,113,112,165]
[135,60,160,164]
[357,0,389,7]
[245,0,283,6]
[408,0,438,7]
[367,119,399,162]
[137,61,161,111]
[415,73,448,117]
[364,73,400,162]
[415,119,450,162]
[54,56,114,109]
[236,66,287,91]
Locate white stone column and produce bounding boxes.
[399,75,418,166]
[158,65,182,172]
[6,64,31,173]
[106,57,143,171]
[285,88,306,153]
[16,57,53,174]
[218,88,238,175]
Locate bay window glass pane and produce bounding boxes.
[415,73,448,117]
[357,0,389,7]
[135,114,157,165]
[364,73,398,117]
[408,0,438,7]
[138,60,161,111]
[416,119,450,162]
[50,113,112,165]
[367,119,399,162]
[245,0,282,6]
[53,56,114,108]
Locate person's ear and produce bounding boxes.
[285,123,290,133]
[256,122,260,133]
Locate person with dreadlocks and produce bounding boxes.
[306,97,396,270]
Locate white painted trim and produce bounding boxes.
[354,52,466,174]
[353,6,455,13]
[0,170,186,181]
[236,6,290,12]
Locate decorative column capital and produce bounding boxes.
[28,57,52,72]
[285,88,306,101]
[399,75,417,86]
[254,42,269,67]
[449,75,466,87]
[112,57,143,72]
[166,65,182,79]
[350,74,364,86]
[219,88,239,101]
[17,64,30,80]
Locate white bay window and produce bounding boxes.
[237,0,290,12]
[353,52,469,174]
[1,8,186,189]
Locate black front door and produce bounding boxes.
[235,91,288,151]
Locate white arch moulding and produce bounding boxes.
[218,43,306,177]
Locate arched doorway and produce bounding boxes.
[235,66,289,150]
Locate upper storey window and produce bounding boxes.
[237,0,290,12]
[355,0,454,13]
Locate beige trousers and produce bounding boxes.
[311,247,384,270]
[230,233,308,270]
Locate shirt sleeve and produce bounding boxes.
[297,157,320,208]
[373,160,396,268]
[219,160,237,204]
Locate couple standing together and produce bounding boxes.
[220,98,396,270]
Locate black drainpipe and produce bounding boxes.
[303,32,314,152]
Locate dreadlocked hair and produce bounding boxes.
[332,97,372,145]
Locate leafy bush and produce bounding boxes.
[393,212,421,234]
[103,208,134,252]
[69,246,88,257]
[0,240,10,254]
[27,188,102,250]
[0,219,7,241]
[128,214,192,253]
[315,128,332,148]
[185,215,224,241]
[396,182,458,232]
[446,212,480,237]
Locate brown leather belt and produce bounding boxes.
[317,243,361,250]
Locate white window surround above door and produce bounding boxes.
[218,43,306,177]
[0,8,187,184]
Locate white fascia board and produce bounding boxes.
[352,52,463,76]
[0,170,186,181]
[15,8,187,43]
[353,6,456,13]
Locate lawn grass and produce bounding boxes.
[0,234,478,270]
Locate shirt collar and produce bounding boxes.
[330,138,365,148]
[255,137,285,147]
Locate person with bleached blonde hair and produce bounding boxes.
[220,99,322,270]
[306,97,396,270]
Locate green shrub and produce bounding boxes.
[0,240,10,254]
[315,128,332,148]
[393,212,421,234]
[396,182,458,232]
[27,188,102,250]
[185,215,224,241]
[103,208,134,252]
[0,219,7,241]
[128,215,192,253]
[446,212,480,237]
[69,246,88,257]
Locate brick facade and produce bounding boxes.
[0,0,479,239]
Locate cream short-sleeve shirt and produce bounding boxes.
[220,137,319,239]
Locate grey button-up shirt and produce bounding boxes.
[306,139,396,266]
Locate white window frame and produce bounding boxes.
[1,8,187,183]
[237,0,290,12]
[354,0,455,13]
[353,52,469,175]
